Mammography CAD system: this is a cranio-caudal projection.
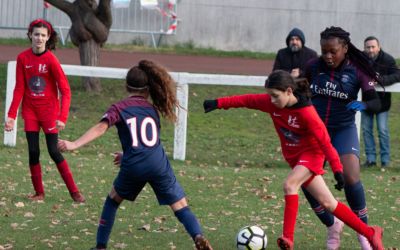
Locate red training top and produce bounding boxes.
[217,93,343,173]
[8,48,71,123]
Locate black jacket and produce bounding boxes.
[364,50,400,113]
[273,28,318,75]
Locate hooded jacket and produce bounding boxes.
[273,28,318,76]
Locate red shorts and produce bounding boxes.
[287,151,326,187]
[24,119,58,134]
[22,100,58,134]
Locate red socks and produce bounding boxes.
[332,202,374,239]
[283,194,299,242]
[29,163,44,194]
[56,160,79,194]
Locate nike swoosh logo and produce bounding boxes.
[351,147,359,151]
[25,65,33,69]
[48,127,56,131]
[273,112,281,116]
[299,160,308,163]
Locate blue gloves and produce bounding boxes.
[346,101,366,111]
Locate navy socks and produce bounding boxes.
[96,196,120,248]
[174,206,203,239]
[344,181,368,224]
[302,187,335,227]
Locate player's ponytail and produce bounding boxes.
[138,60,177,122]
[27,19,58,51]
[265,70,311,98]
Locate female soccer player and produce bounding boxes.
[4,19,85,203]
[303,26,382,250]
[203,70,383,250]
[57,60,213,250]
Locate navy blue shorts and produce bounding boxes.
[113,160,186,205]
[329,124,360,157]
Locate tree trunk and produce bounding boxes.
[79,39,101,92]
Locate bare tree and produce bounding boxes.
[45,0,112,92]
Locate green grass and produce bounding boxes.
[0,65,399,249]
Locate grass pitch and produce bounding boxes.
[0,65,399,249]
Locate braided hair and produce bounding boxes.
[320,26,381,85]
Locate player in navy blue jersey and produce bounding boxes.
[57,60,213,250]
[304,27,382,250]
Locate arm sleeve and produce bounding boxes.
[52,57,71,123]
[305,108,343,173]
[272,52,281,71]
[363,89,381,113]
[380,56,400,86]
[217,93,272,113]
[7,56,26,119]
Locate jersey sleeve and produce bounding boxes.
[100,104,120,127]
[217,93,273,113]
[7,56,26,119]
[304,107,343,173]
[51,55,71,123]
[357,69,376,93]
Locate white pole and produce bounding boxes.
[4,61,17,146]
[173,83,188,160]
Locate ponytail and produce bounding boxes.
[138,60,177,122]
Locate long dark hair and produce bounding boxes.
[126,60,177,122]
[27,19,58,51]
[320,26,381,85]
[265,70,311,98]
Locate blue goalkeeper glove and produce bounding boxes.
[346,101,366,111]
[203,99,218,113]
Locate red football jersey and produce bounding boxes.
[217,93,343,173]
[8,48,71,123]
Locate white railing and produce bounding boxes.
[5,61,400,160]
[3,61,266,160]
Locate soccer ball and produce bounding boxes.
[236,225,268,250]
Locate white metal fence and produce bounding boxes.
[0,0,178,47]
[5,62,399,160]
[3,61,266,160]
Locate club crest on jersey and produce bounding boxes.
[288,115,299,128]
[341,74,350,83]
[38,64,48,73]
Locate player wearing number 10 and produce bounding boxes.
[57,60,213,250]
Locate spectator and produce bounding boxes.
[361,36,400,168]
[273,28,318,78]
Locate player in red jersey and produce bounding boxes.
[4,19,85,203]
[203,70,383,250]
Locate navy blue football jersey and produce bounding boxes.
[101,96,168,170]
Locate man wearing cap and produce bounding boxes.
[273,28,318,78]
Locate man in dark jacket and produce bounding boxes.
[361,36,400,168]
[273,28,318,77]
